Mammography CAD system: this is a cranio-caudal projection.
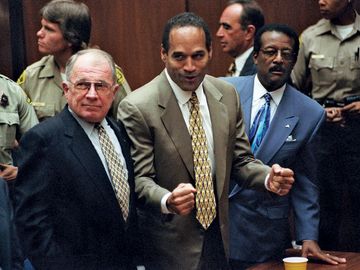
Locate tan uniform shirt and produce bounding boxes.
[17,55,132,121]
[0,74,38,164]
[292,12,360,102]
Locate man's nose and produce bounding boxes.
[184,59,196,72]
[216,27,223,37]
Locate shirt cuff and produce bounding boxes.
[264,173,271,191]
[161,192,172,214]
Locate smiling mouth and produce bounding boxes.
[184,75,197,82]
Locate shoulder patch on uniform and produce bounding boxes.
[115,67,125,85]
[17,70,26,86]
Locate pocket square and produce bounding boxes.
[286,135,296,142]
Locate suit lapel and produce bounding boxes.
[204,78,229,198]
[255,86,299,164]
[159,73,195,179]
[61,110,124,222]
[240,54,256,76]
[240,79,255,135]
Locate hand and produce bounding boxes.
[325,107,343,123]
[302,240,346,265]
[342,101,360,115]
[268,164,294,196]
[0,163,18,181]
[166,183,196,215]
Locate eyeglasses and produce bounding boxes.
[68,80,114,93]
[259,48,295,61]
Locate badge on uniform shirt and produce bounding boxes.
[311,54,325,59]
[0,93,9,107]
[17,70,26,86]
[116,67,125,86]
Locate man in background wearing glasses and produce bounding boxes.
[14,49,138,270]
[221,24,345,269]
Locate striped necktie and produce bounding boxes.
[249,93,272,153]
[189,92,216,230]
[95,124,130,220]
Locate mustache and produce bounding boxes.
[269,65,286,73]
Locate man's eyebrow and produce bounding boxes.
[219,22,231,28]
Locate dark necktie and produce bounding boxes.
[95,124,130,220]
[249,93,272,154]
[189,92,216,230]
[226,61,236,77]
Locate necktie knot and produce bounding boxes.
[95,123,103,132]
[189,92,199,106]
[227,61,236,77]
[263,93,272,104]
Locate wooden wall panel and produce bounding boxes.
[257,0,321,34]
[21,0,47,76]
[0,0,12,78]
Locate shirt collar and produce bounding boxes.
[164,68,206,105]
[253,74,285,106]
[67,106,107,136]
[314,11,360,37]
[235,47,254,71]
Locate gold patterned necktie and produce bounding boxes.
[95,124,130,220]
[226,61,236,77]
[189,92,216,230]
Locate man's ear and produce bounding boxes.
[253,52,258,65]
[245,25,256,40]
[112,84,119,97]
[208,45,213,60]
[62,82,69,94]
[160,46,167,62]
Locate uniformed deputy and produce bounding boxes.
[0,74,38,181]
[17,0,131,122]
[292,0,360,252]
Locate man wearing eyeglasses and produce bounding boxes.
[221,24,345,269]
[14,49,138,269]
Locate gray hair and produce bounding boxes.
[65,49,117,83]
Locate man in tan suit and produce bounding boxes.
[119,12,294,270]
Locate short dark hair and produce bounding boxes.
[227,0,264,33]
[254,23,300,60]
[41,0,91,53]
[161,12,212,53]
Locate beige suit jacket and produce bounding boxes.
[119,71,270,269]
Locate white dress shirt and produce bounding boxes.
[233,47,254,77]
[251,74,285,127]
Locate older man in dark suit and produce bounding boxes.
[14,49,137,270]
[119,12,294,270]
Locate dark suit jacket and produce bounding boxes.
[222,75,325,263]
[119,71,270,270]
[239,53,257,76]
[0,179,22,270]
[14,107,138,270]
